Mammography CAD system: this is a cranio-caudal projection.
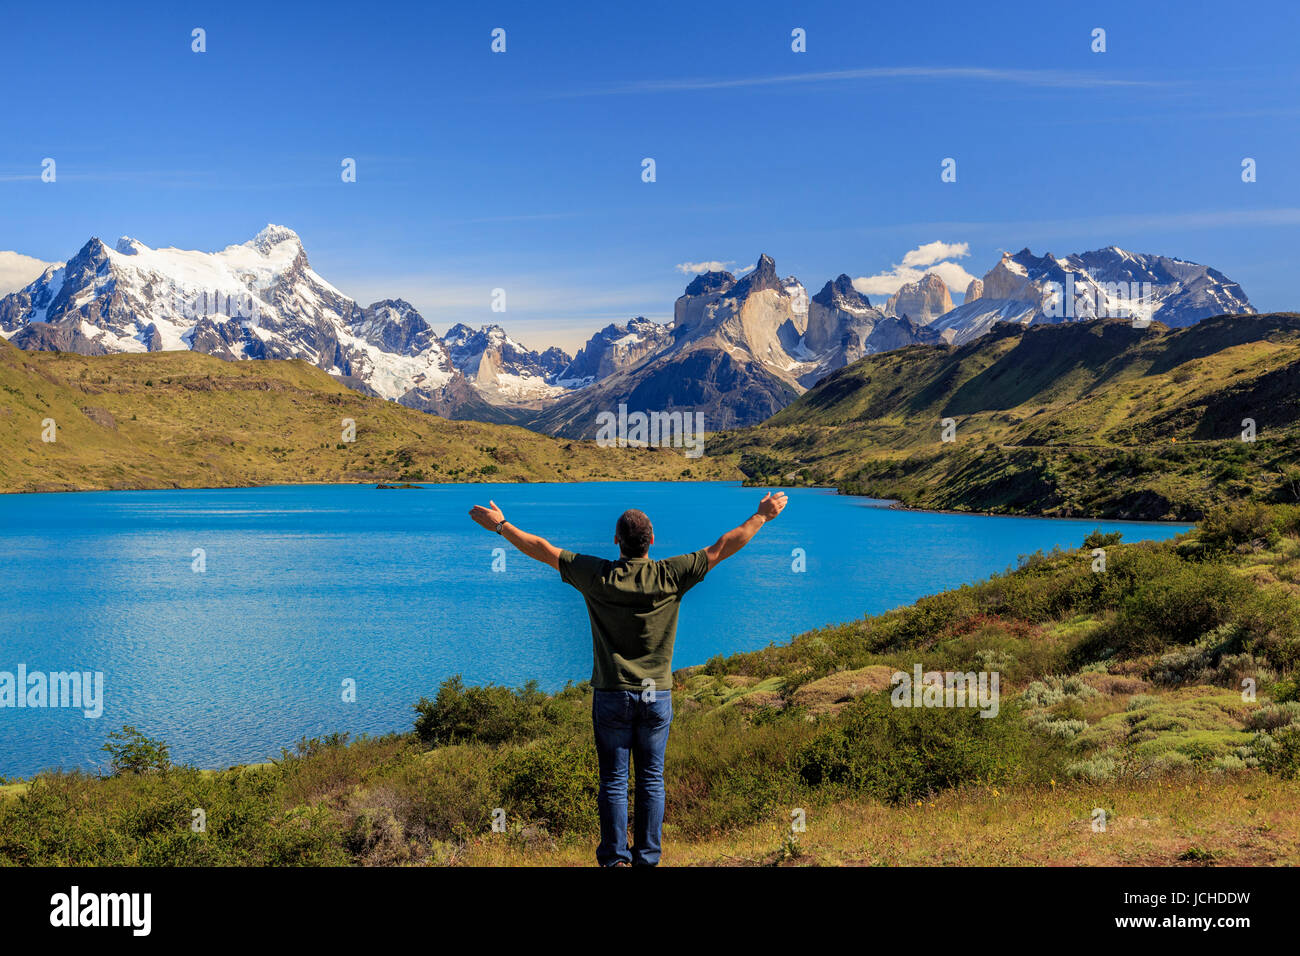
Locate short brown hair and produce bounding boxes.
[616,509,653,558]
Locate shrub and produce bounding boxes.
[1082,529,1123,549]
[364,744,498,842]
[0,767,347,866]
[795,693,1027,805]
[102,726,171,776]
[1107,561,1250,656]
[414,677,553,747]
[1245,702,1300,733]
[1022,675,1099,708]
[1198,501,1282,552]
[667,708,811,836]
[491,738,599,835]
[1256,725,1300,779]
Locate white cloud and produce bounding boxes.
[675,260,734,275]
[853,241,977,297]
[901,241,969,268]
[0,252,58,296]
[926,261,979,291]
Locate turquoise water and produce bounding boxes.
[0,482,1189,776]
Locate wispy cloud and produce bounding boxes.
[675,260,734,275]
[843,208,1300,242]
[558,66,1168,98]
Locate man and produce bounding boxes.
[468,491,788,866]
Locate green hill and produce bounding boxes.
[0,338,735,493]
[710,314,1300,519]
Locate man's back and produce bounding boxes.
[558,549,710,692]
[468,492,787,866]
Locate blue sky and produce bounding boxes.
[2,0,1298,353]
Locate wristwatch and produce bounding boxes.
[495,519,507,534]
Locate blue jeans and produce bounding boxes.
[591,688,673,866]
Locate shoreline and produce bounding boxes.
[3,475,1196,526]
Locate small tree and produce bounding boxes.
[102,725,171,776]
[1082,529,1122,549]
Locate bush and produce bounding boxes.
[491,738,599,836]
[1257,725,1300,779]
[102,726,171,776]
[414,676,554,747]
[1199,501,1283,552]
[1108,561,1250,656]
[795,693,1027,805]
[0,767,347,866]
[1245,702,1300,733]
[667,708,811,836]
[1082,529,1123,549]
[368,744,497,842]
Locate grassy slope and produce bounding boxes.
[0,338,737,493]
[4,503,1299,866]
[456,777,1299,866]
[709,314,1300,519]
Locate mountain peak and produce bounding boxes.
[251,224,303,254]
[115,236,143,255]
[683,269,736,297]
[813,274,872,310]
[732,252,784,297]
[885,272,954,324]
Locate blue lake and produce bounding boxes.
[0,481,1189,776]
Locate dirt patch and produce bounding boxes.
[79,405,116,429]
[731,690,784,714]
[792,665,896,716]
[1079,672,1150,696]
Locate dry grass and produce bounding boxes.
[447,775,1300,867]
[0,339,738,493]
[790,665,896,716]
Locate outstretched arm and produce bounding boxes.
[468,500,563,570]
[703,492,787,570]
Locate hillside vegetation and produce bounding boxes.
[0,338,734,493]
[3,501,1298,866]
[711,314,1300,519]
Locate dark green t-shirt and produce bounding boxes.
[558,549,711,692]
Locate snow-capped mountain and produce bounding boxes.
[526,246,1254,438]
[929,247,1255,344]
[0,227,571,413]
[442,323,571,402]
[529,254,945,437]
[556,317,676,387]
[804,274,942,379]
[0,229,1258,439]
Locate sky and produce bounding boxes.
[2,0,1298,355]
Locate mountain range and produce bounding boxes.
[0,227,1256,438]
[712,312,1300,519]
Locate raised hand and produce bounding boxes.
[757,491,788,521]
[468,499,505,532]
